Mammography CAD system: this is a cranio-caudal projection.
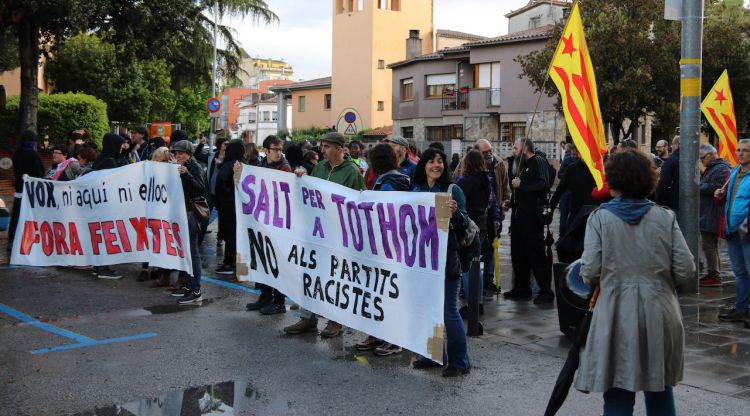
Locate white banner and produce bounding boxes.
[235,166,449,363]
[10,162,193,274]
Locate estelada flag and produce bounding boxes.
[701,70,739,166]
[548,1,606,190]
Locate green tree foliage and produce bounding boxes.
[516,0,750,142]
[0,93,108,146]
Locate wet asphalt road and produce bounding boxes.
[1,222,749,415]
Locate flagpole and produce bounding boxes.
[678,0,703,294]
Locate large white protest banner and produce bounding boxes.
[10,162,193,274]
[235,165,449,363]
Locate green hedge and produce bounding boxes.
[0,92,109,147]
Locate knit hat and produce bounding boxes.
[170,129,189,143]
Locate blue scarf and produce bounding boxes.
[601,197,654,225]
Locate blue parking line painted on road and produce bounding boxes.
[31,332,158,354]
[202,276,261,294]
[0,303,157,354]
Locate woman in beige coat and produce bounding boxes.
[576,150,695,416]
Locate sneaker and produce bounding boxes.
[699,276,722,287]
[259,303,286,315]
[718,310,750,322]
[283,318,319,335]
[178,290,202,305]
[215,264,234,275]
[503,289,532,301]
[355,336,385,351]
[320,321,343,338]
[533,292,555,305]
[136,270,150,282]
[289,303,300,310]
[246,298,272,311]
[96,267,122,279]
[373,343,402,356]
[412,358,443,369]
[171,287,190,297]
[442,366,470,377]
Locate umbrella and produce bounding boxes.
[544,287,600,416]
[492,237,501,294]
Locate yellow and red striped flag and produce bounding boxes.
[701,70,738,166]
[548,1,607,190]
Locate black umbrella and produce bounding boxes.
[544,287,599,416]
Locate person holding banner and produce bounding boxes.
[284,132,365,338]
[215,141,246,276]
[410,147,471,378]
[91,133,125,279]
[168,140,206,305]
[7,130,45,253]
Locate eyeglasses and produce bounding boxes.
[267,147,283,153]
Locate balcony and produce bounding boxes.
[468,88,502,113]
[487,88,501,107]
[441,88,469,112]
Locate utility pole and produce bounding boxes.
[209,3,219,148]
[678,0,703,293]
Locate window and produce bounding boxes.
[425,125,463,141]
[377,101,384,111]
[271,111,278,122]
[529,16,541,30]
[324,94,332,110]
[426,73,456,98]
[391,0,400,11]
[377,59,385,69]
[476,62,501,106]
[378,0,387,10]
[262,111,272,122]
[298,96,306,112]
[500,122,526,142]
[400,78,413,101]
[401,126,414,138]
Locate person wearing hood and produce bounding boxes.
[576,149,694,415]
[245,135,291,315]
[354,143,409,356]
[697,143,731,288]
[168,140,207,305]
[215,140,246,275]
[7,130,45,252]
[283,132,364,338]
[90,133,125,278]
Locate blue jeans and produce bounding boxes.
[603,387,675,416]
[726,234,750,310]
[186,212,202,291]
[445,276,470,370]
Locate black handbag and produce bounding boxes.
[190,197,210,223]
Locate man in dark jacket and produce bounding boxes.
[7,130,45,252]
[246,135,291,315]
[656,136,680,210]
[550,148,596,238]
[506,138,555,304]
[699,143,732,287]
[215,140,245,275]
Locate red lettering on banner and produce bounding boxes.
[19,221,39,255]
[101,221,120,255]
[89,222,103,255]
[147,219,163,253]
[39,222,53,256]
[68,222,83,255]
[171,223,184,258]
[162,220,177,256]
[129,217,149,251]
[52,222,70,254]
[115,220,132,253]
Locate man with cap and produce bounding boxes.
[283,132,365,337]
[168,139,207,304]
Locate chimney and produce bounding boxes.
[406,30,422,60]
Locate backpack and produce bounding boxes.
[447,184,480,248]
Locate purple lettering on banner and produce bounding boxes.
[377,202,402,262]
[399,205,418,267]
[346,201,363,251]
[254,179,270,224]
[272,181,283,228]
[357,202,378,255]
[331,194,348,247]
[418,205,439,271]
[241,174,256,214]
[279,182,291,229]
[312,216,325,238]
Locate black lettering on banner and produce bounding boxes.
[247,228,279,278]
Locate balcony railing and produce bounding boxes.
[487,88,501,107]
[442,88,468,111]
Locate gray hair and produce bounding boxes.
[699,143,717,155]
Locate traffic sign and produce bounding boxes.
[207,97,221,113]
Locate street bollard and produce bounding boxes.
[467,255,483,337]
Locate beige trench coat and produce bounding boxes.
[574,206,695,393]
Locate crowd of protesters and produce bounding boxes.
[6,125,750,390]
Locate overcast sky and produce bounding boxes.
[223,0,531,81]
